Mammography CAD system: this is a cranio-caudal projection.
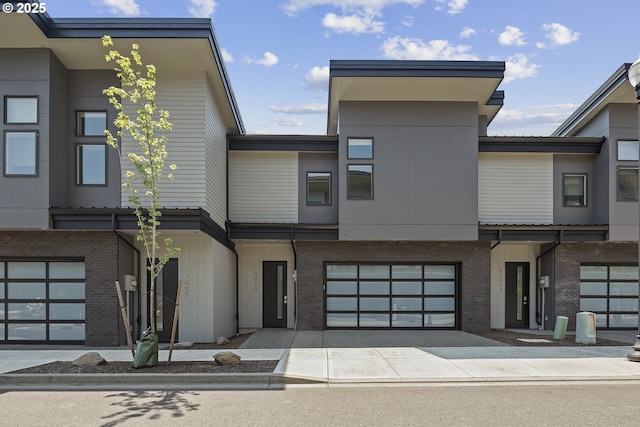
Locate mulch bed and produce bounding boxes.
[473,329,629,347]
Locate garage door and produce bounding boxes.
[580,265,638,329]
[325,263,458,328]
[0,260,85,343]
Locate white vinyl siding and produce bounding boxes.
[120,71,207,209]
[204,82,228,226]
[478,153,553,224]
[229,151,299,222]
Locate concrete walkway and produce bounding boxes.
[1,330,640,388]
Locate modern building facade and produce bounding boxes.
[0,8,639,345]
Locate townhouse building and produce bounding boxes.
[0,9,638,345]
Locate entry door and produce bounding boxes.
[505,262,529,328]
[148,258,179,342]
[263,261,287,328]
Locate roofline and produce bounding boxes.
[228,134,338,152]
[479,136,605,153]
[18,2,245,134]
[551,63,630,137]
[329,60,506,78]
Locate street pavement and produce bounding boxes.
[1,329,640,388]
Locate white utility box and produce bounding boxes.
[575,311,596,345]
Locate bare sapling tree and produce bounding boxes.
[102,35,180,334]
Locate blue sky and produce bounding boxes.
[41,0,640,136]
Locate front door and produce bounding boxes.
[263,261,287,328]
[148,258,179,342]
[505,262,529,328]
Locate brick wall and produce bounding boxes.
[0,231,121,346]
[553,242,637,330]
[295,241,492,331]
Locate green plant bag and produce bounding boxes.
[132,328,159,368]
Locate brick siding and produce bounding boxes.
[295,241,492,332]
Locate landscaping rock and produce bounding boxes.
[72,352,107,366]
[216,336,230,345]
[173,342,194,349]
[213,351,241,366]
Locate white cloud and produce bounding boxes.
[272,117,304,127]
[322,12,385,34]
[459,27,476,39]
[401,15,415,27]
[489,103,579,136]
[540,23,580,47]
[267,103,327,114]
[221,48,233,63]
[305,66,330,90]
[499,26,526,46]
[433,0,468,14]
[381,36,478,60]
[101,0,140,16]
[188,0,217,17]
[282,0,425,16]
[503,53,539,83]
[245,52,279,67]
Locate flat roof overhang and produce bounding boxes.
[229,223,339,241]
[479,136,605,153]
[228,134,338,152]
[50,207,233,249]
[479,224,609,242]
[0,11,243,134]
[327,60,505,134]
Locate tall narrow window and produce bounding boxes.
[563,174,587,206]
[4,97,38,124]
[76,111,107,136]
[347,137,373,159]
[617,167,638,201]
[4,131,37,176]
[76,144,107,185]
[307,172,331,205]
[348,164,373,200]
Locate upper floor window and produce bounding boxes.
[617,166,638,202]
[307,172,331,205]
[76,144,107,185]
[76,111,107,136]
[618,140,639,161]
[4,131,37,176]
[348,164,373,200]
[347,137,373,159]
[563,174,587,206]
[4,97,38,124]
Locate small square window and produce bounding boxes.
[617,166,638,201]
[4,131,37,176]
[618,140,639,161]
[76,144,107,185]
[347,164,373,200]
[563,174,587,206]
[347,137,373,159]
[76,111,107,136]
[5,97,38,124]
[307,172,331,205]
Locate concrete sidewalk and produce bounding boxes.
[1,330,640,388]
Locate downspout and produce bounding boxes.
[536,241,560,330]
[226,137,240,335]
[290,229,298,331]
[112,214,142,339]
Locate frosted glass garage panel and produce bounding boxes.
[50,303,85,321]
[392,282,422,295]
[425,297,455,311]
[610,266,638,280]
[392,265,422,279]
[8,323,45,340]
[425,281,455,295]
[8,303,45,320]
[609,314,637,328]
[326,313,357,327]
[359,313,389,327]
[392,298,421,311]
[8,282,45,299]
[49,262,85,279]
[580,266,607,280]
[7,262,45,278]
[392,314,421,327]
[424,265,455,279]
[50,324,85,341]
[50,283,85,299]
[326,281,357,295]
[360,298,389,311]
[580,282,607,295]
[360,281,389,295]
[326,297,357,311]
[610,282,638,296]
[580,298,607,312]
[360,265,389,279]
[326,265,357,279]
[426,313,455,327]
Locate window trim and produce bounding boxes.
[3,130,38,177]
[347,164,374,200]
[562,173,587,207]
[617,140,639,161]
[347,137,374,160]
[75,143,108,186]
[4,96,39,124]
[306,171,332,206]
[616,166,638,202]
[75,110,108,137]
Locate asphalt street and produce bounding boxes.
[1,382,637,426]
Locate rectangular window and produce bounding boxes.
[563,174,587,206]
[618,140,639,161]
[617,167,638,201]
[4,97,38,124]
[307,172,331,205]
[76,111,107,136]
[347,164,373,200]
[76,144,107,185]
[347,137,373,159]
[4,131,37,176]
